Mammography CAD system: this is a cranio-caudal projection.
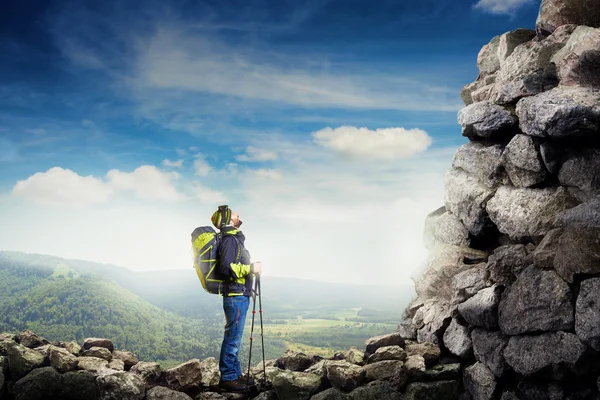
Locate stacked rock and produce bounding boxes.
[400,0,600,399]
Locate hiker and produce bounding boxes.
[211,207,263,392]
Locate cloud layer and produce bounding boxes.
[474,0,535,15]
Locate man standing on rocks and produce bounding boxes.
[211,207,262,392]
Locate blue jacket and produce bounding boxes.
[218,226,254,296]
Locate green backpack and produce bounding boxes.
[191,226,225,295]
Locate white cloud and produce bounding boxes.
[473,0,534,15]
[235,146,278,162]
[312,126,432,159]
[193,154,212,176]
[162,159,183,168]
[254,169,283,180]
[26,128,47,135]
[12,165,184,205]
[193,184,228,204]
[12,167,113,205]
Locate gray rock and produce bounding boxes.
[310,387,348,400]
[130,361,161,381]
[405,343,440,368]
[325,360,365,391]
[558,198,600,229]
[96,370,145,400]
[445,169,495,236]
[464,362,497,400]
[498,266,574,335]
[443,317,473,359]
[424,207,469,250]
[536,0,600,35]
[457,101,518,140]
[64,341,81,356]
[471,329,509,378]
[82,346,113,361]
[397,320,418,341]
[82,338,114,352]
[0,339,16,357]
[252,391,278,400]
[403,355,426,381]
[532,228,563,269]
[422,364,461,382]
[165,359,203,392]
[340,347,364,365]
[472,84,495,104]
[404,380,459,400]
[575,278,600,351]
[487,244,529,287]
[33,344,51,358]
[78,357,109,373]
[58,370,100,400]
[513,380,565,400]
[461,80,482,106]
[279,350,313,372]
[348,380,403,400]
[458,286,501,330]
[0,333,17,342]
[363,360,401,382]
[367,346,406,364]
[504,332,587,377]
[497,29,536,66]
[195,393,227,400]
[112,350,138,370]
[365,332,405,355]
[267,367,326,400]
[0,356,5,391]
[552,26,600,88]
[477,35,501,76]
[12,367,62,400]
[200,357,221,387]
[452,141,505,189]
[304,360,327,377]
[452,264,489,304]
[554,227,600,283]
[49,345,78,373]
[146,386,193,400]
[108,359,125,371]
[486,185,577,240]
[559,149,600,199]
[539,141,562,174]
[517,87,600,138]
[7,343,45,380]
[502,134,547,188]
[18,330,49,349]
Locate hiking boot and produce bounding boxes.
[239,374,255,386]
[218,378,249,393]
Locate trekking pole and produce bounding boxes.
[257,275,267,381]
[246,276,258,392]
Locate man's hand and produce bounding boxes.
[253,261,263,275]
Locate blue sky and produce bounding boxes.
[0,0,540,285]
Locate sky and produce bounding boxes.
[0,0,541,286]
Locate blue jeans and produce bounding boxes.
[219,295,250,381]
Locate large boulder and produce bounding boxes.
[405,343,440,368]
[82,346,113,362]
[486,185,577,240]
[503,331,587,377]
[458,285,502,330]
[49,345,78,373]
[558,198,600,229]
[477,35,501,76]
[363,360,401,382]
[452,263,489,304]
[165,359,202,392]
[463,362,497,400]
[0,356,6,392]
[422,364,461,382]
[457,101,518,140]
[108,359,125,371]
[365,332,405,355]
[412,299,452,346]
[146,386,193,400]
[404,380,459,400]
[59,370,100,400]
[112,350,138,370]
[367,346,406,364]
[267,367,326,400]
[7,343,45,379]
[536,0,600,35]
[82,338,114,353]
[200,357,220,387]
[325,360,365,391]
[443,317,473,359]
[403,355,426,381]
[487,244,529,287]
[130,361,162,381]
[279,350,313,372]
[451,142,506,189]
[348,380,403,400]
[11,367,62,400]
[497,29,537,66]
[493,25,575,104]
[77,357,109,373]
[498,266,574,335]
[471,329,509,378]
[423,208,469,250]
[445,169,495,236]
[502,134,547,188]
[339,347,364,365]
[532,228,563,269]
[552,26,600,88]
[558,149,600,200]
[517,86,600,138]
[18,330,49,349]
[553,227,600,283]
[575,278,600,351]
[311,388,348,400]
[64,341,82,356]
[96,370,145,400]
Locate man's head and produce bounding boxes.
[211,206,242,229]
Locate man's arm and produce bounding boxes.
[218,236,253,281]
